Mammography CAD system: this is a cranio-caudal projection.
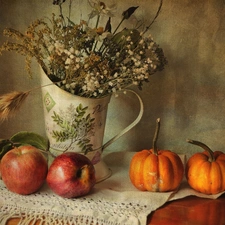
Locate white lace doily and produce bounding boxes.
[0,151,224,225]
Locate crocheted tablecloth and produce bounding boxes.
[0,151,224,225]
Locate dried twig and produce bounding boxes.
[143,0,164,34]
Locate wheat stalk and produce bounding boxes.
[0,91,30,122]
[0,83,54,122]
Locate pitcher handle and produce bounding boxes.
[102,89,144,151]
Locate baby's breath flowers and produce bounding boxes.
[0,0,167,98]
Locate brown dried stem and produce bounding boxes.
[0,83,54,122]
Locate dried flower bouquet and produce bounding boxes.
[0,0,167,120]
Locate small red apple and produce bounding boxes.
[0,145,48,195]
[46,152,96,198]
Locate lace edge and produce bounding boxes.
[0,206,123,225]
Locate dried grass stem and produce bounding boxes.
[0,83,54,122]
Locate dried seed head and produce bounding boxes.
[0,91,30,122]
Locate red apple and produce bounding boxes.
[0,145,48,195]
[46,152,96,198]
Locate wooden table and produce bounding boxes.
[147,194,225,225]
[6,194,225,225]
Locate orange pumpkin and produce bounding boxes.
[186,139,225,195]
[129,118,184,192]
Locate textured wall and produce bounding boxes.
[0,0,225,158]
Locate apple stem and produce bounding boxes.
[153,118,160,155]
[186,139,215,162]
[39,148,56,158]
[11,141,56,159]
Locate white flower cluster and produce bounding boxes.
[45,26,165,98]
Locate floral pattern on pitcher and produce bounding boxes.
[50,103,95,154]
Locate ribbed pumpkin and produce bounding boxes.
[186,139,225,195]
[129,118,184,192]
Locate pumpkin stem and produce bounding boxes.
[153,118,160,155]
[186,139,215,162]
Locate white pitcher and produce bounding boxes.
[41,69,144,182]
